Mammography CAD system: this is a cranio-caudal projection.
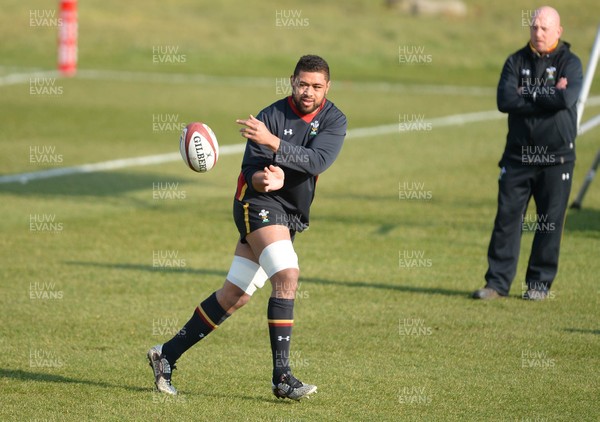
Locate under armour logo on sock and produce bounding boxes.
[277,336,290,341]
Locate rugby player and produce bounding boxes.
[148,55,347,400]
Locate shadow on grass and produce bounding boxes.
[0,369,147,392]
[303,276,472,297]
[563,328,600,335]
[0,369,295,403]
[0,171,193,197]
[66,260,227,277]
[66,260,472,297]
[197,391,290,404]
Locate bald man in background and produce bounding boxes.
[472,6,583,300]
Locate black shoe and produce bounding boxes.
[522,289,548,301]
[471,287,501,300]
[272,371,317,401]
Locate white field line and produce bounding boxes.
[0,144,242,184]
[0,69,60,86]
[585,96,600,107]
[1,68,598,184]
[0,110,504,184]
[0,67,495,95]
[580,113,600,135]
[4,67,600,101]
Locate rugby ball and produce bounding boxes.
[179,122,219,173]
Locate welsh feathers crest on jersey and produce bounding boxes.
[309,120,319,136]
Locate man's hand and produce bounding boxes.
[236,115,281,153]
[251,165,284,193]
[555,77,568,90]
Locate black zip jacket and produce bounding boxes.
[235,97,347,226]
[497,41,583,165]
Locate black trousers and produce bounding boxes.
[485,160,574,296]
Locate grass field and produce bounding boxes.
[1,1,599,421]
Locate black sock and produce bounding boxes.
[162,292,229,365]
[268,297,295,383]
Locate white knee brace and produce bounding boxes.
[226,240,298,295]
[258,240,299,278]
[226,256,268,296]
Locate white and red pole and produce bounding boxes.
[58,0,78,76]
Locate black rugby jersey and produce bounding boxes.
[235,96,347,227]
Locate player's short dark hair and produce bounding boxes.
[293,55,330,81]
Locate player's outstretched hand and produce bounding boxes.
[236,115,281,152]
[252,165,284,193]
